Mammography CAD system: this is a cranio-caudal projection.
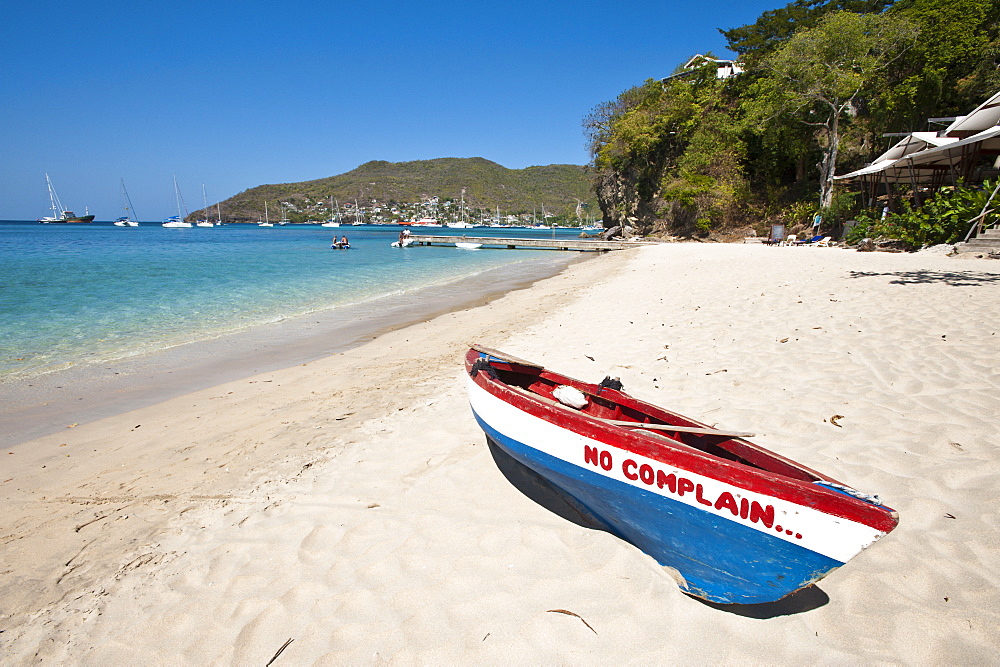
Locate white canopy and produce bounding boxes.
[942,90,1000,137]
[836,90,1000,184]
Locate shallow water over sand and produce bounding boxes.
[0,221,590,445]
[0,222,587,381]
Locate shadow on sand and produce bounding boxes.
[688,584,828,618]
[486,437,828,618]
[848,269,1000,287]
[488,437,610,532]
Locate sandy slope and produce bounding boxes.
[2,243,998,663]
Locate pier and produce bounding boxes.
[405,235,647,252]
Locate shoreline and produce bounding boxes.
[3,243,998,662]
[0,252,586,448]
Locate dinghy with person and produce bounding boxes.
[464,345,899,605]
[392,228,413,247]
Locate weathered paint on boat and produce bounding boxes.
[464,347,898,604]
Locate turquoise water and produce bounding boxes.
[0,222,586,380]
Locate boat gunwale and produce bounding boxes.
[465,348,898,531]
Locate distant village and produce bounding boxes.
[266,194,598,227]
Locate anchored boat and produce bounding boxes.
[162,176,193,227]
[38,174,94,223]
[464,346,898,604]
[113,178,140,226]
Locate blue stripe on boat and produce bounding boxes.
[473,409,843,604]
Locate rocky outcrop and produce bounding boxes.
[593,169,662,236]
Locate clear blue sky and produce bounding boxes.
[1,0,780,220]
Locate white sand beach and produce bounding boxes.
[2,242,998,663]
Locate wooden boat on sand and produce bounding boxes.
[464,345,899,604]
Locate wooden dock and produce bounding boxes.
[405,235,646,252]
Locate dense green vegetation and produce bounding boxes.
[845,179,998,246]
[197,158,599,225]
[586,0,1000,241]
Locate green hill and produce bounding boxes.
[198,157,599,225]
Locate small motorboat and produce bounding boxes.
[464,346,899,604]
[455,242,483,249]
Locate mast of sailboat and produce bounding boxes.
[216,200,222,225]
[334,197,342,224]
[173,175,188,220]
[542,203,554,237]
[45,173,64,218]
[264,200,269,224]
[201,184,209,223]
[121,178,140,221]
[46,174,57,218]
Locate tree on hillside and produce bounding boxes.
[581,0,1000,238]
[755,10,919,208]
[721,0,896,61]
[873,0,1000,132]
[584,64,729,234]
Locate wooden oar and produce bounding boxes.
[504,385,695,450]
[503,384,753,439]
[470,344,543,369]
[605,420,754,438]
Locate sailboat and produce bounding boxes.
[162,176,193,227]
[196,185,215,227]
[449,189,473,228]
[353,199,365,225]
[533,204,551,229]
[259,200,273,227]
[215,200,223,226]
[38,174,95,223]
[490,204,505,228]
[321,196,340,227]
[113,179,140,226]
